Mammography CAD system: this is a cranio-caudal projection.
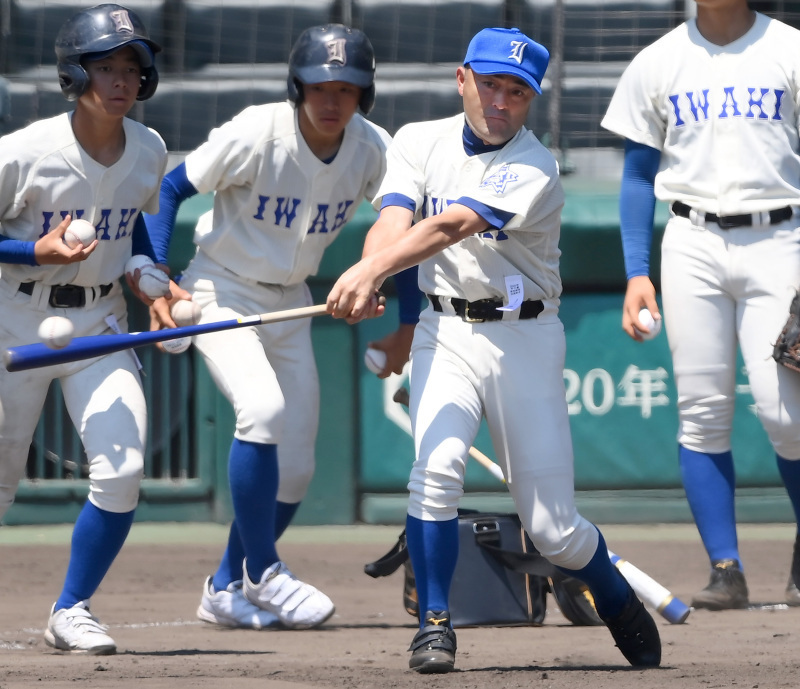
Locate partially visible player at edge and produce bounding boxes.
[601,0,800,610]
[327,27,661,672]
[144,24,390,630]
[0,3,169,653]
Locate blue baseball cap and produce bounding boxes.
[463,27,549,94]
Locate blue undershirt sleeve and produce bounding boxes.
[620,139,661,280]
[131,213,157,263]
[144,162,199,265]
[0,234,37,265]
[377,195,423,324]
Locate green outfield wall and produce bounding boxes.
[6,182,792,526]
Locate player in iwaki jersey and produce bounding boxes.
[327,27,660,672]
[602,0,800,610]
[0,4,168,654]
[144,24,390,631]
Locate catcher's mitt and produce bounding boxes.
[773,292,800,373]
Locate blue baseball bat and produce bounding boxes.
[4,304,329,372]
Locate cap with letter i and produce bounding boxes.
[463,27,549,94]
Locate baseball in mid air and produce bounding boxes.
[364,347,387,375]
[137,265,170,300]
[170,299,202,327]
[635,308,662,341]
[63,219,96,249]
[38,316,74,349]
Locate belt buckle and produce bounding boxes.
[462,302,486,323]
[715,215,740,230]
[49,286,85,308]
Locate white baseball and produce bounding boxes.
[170,299,202,327]
[161,334,192,354]
[37,316,74,349]
[124,254,155,276]
[364,347,387,375]
[137,265,170,300]
[635,308,662,341]
[63,219,96,249]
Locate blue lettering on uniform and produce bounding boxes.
[115,208,136,239]
[668,87,784,127]
[95,209,112,240]
[274,197,301,228]
[774,89,785,120]
[39,211,54,237]
[253,195,270,220]
[719,87,742,118]
[480,229,509,240]
[746,88,770,119]
[330,200,353,233]
[308,204,330,234]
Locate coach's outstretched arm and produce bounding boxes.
[327,203,488,322]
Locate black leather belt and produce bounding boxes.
[18,281,113,308]
[428,294,543,322]
[671,201,793,229]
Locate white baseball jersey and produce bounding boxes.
[0,112,167,286]
[184,101,391,285]
[376,113,565,303]
[601,12,800,215]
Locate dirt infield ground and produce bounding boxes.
[0,522,797,689]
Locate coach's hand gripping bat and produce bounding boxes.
[392,385,691,624]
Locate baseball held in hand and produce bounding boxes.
[63,219,96,249]
[161,333,192,354]
[124,254,155,276]
[364,347,387,375]
[38,316,74,349]
[170,299,202,327]
[636,308,662,340]
[137,265,170,300]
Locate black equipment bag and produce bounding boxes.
[365,510,602,628]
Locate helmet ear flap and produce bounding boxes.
[287,76,303,106]
[57,62,89,101]
[359,84,376,115]
[137,66,159,101]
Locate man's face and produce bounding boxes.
[81,45,142,117]
[299,80,362,139]
[457,66,535,146]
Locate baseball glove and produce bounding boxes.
[773,291,800,373]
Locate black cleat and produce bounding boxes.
[408,610,457,673]
[600,589,661,667]
[786,536,800,606]
[692,559,749,610]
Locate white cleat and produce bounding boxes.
[197,576,281,629]
[44,601,117,655]
[242,560,335,629]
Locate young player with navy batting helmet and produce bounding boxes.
[602,0,800,610]
[327,27,661,672]
[144,24,390,631]
[0,3,168,654]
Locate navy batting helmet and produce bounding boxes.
[55,3,161,102]
[287,24,376,115]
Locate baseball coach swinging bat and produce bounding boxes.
[4,304,329,372]
[391,386,690,624]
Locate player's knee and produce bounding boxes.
[678,407,734,454]
[275,458,315,504]
[88,459,144,512]
[236,406,285,445]
[407,472,463,521]
[528,518,599,569]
